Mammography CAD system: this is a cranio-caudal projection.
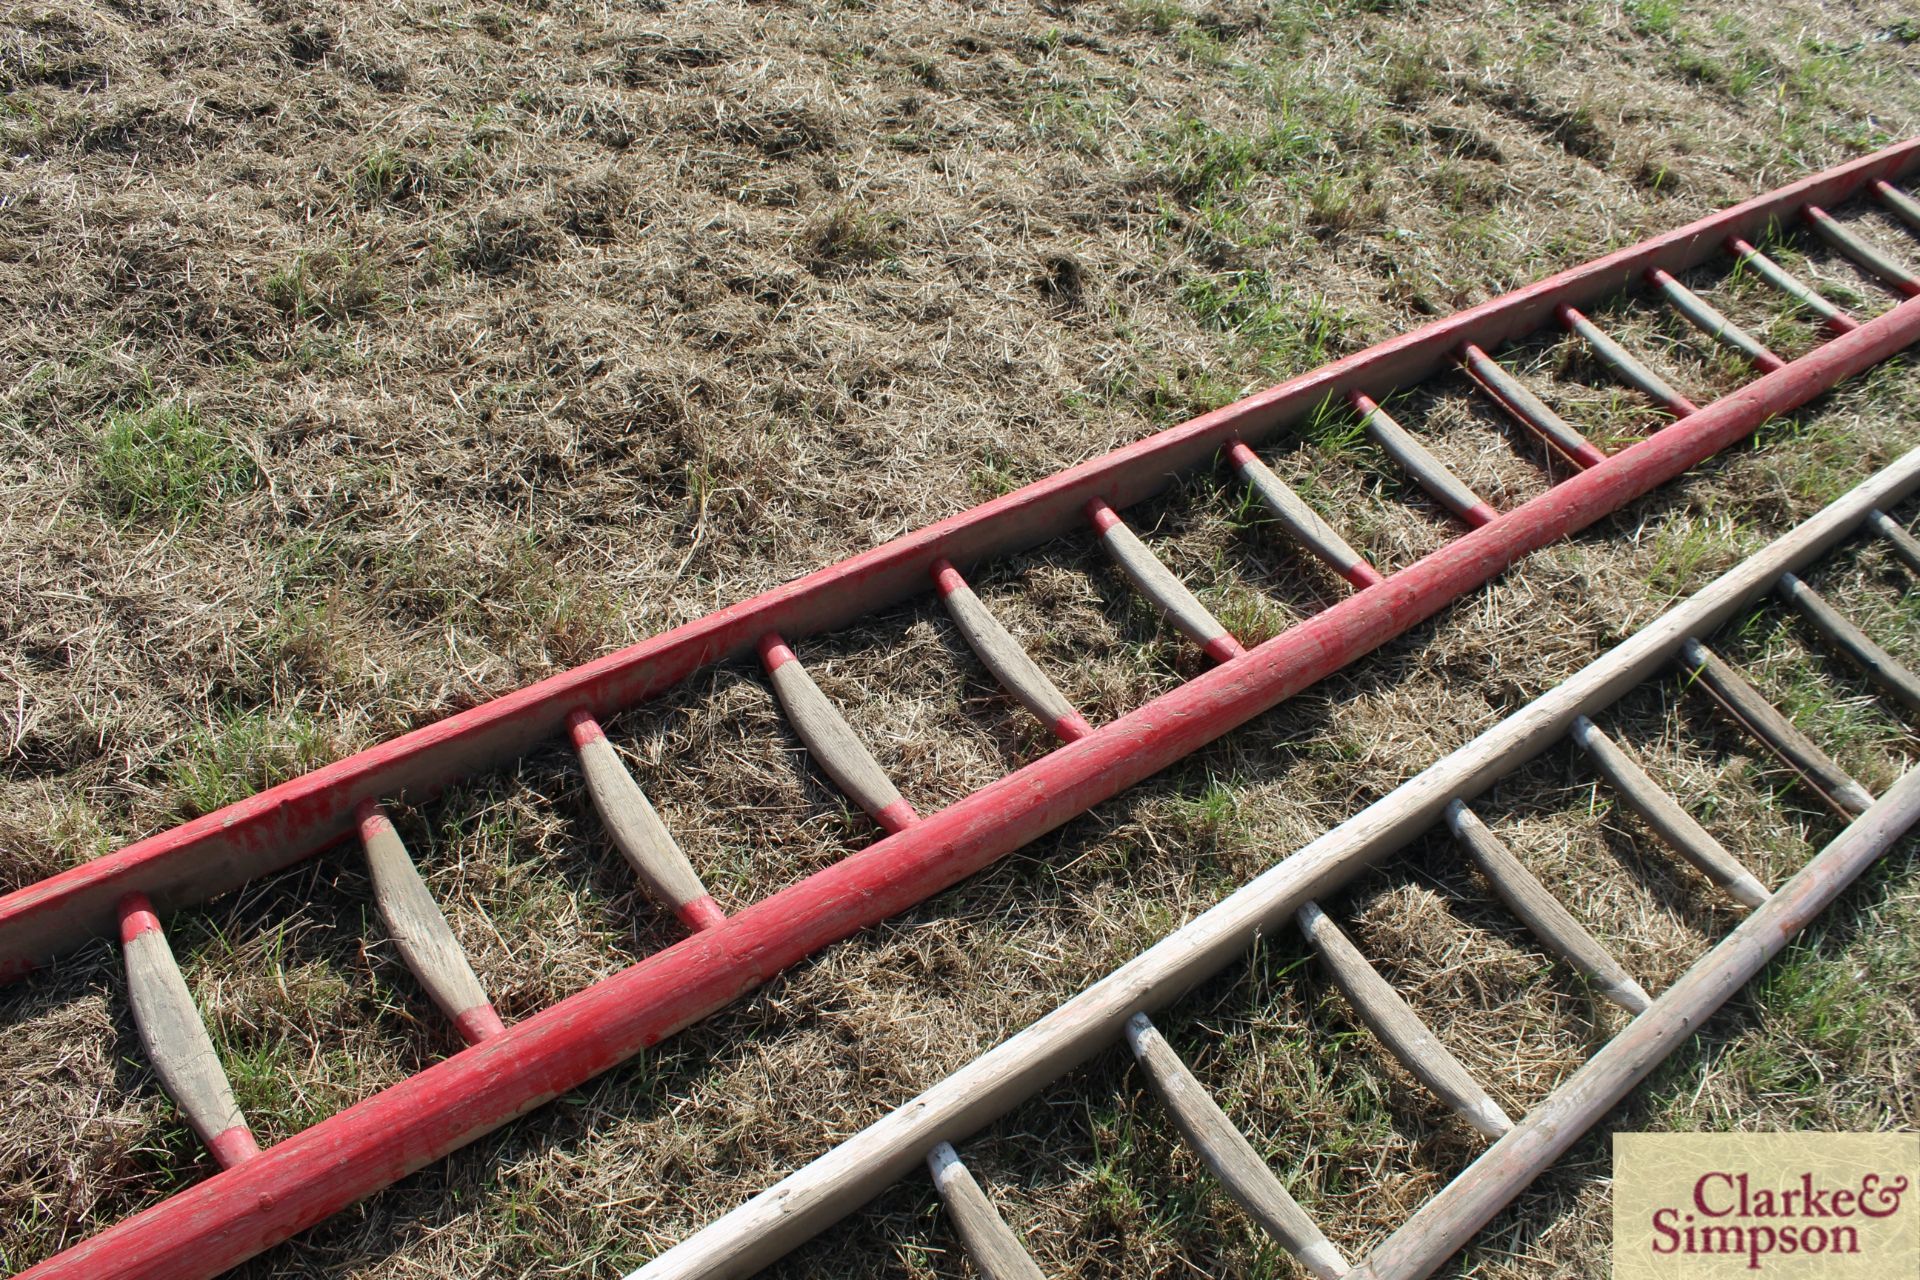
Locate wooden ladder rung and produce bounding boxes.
[1350,393,1497,528]
[359,804,508,1043]
[926,1143,1046,1280]
[1875,179,1920,235]
[118,894,260,1169]
[1867,508,1920,575]
[1445,801,1651,1014]
[1085,498,1244,663]
[932,559,1093,743]
[1295,901,1513,1140]
[759,633,921,833]
[1779,572,1920,713]
[1458,343,1608,471]
[1727,236,1858,333]
[1569,716,1770,907]
[1646,268,1785,373]
[1677,638,1875,817]
[1124,1014,1350,1279]
[1805,204,1920,297]
[1227,441,1384,589]
[1556,304,1699,417]
[568,713,727,931]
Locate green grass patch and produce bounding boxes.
[1178,269,1356,371]
[96,402,255,522]
[166,706,334,818]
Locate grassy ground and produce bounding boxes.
[2,0,1919,1276]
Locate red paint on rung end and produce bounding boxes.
[354,800,392,841]
[1084,497,1122,533]
[1224,440,1258,467]
[1050,711,1096,742]
[117,893,160,943]
[756,632,797,672]
[451,1003,509,1044]
[565,709,607,748]
[675,894,728,933]
[1201,634,1246,662]
[872,798,921,833]
[1345,562,1387,588]
[205,1127,262,1170]
[929,558,967,597]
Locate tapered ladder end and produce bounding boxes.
[454,1003,509,1045]
[1203,634,1247,664]
[117,892,159,940]
[1468,1097,1515,1141]
[874,798,921,834]
[676,894,729,933]
[1728,874,1772,910]
[757,631,794,669]
[207,1125,262,1169]
[1299,1238,1354,1279]
[565,709,603,747]
[1053,711,1096,743]
[1603,978,1655,1016]
[1346,562,1387,590]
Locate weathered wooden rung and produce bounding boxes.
[1124,1014,1350,1279]
[358,804,508,1043]
[118,894,260,1169]
[1350,393,1497,528]
[1778,572,1920,713]
[1866,508,1920,576]
[925,1143,1046,1280]
[568,713,727,932]
[1295,900,1513,1139]
[1458,343,1608,470]
[1804,204,1920,297]
[1569,716,1770,907]
[1727,236,1858,333]
[1877,180,1920,235]
[1556,304,1699,417]
[759,633,920,834]
[1646,268,1785,373]
[1676,639,1874,817]
[1227,441,1384,589]
[1444,802,1651,1014]
[1086,498,1245,663]
[932,559,1093,743]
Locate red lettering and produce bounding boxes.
[1697,1172,1738,1217]
[1651,1207,1682,1254]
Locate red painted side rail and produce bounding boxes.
[25,289,1920,1280]
[1,142,1914,980]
